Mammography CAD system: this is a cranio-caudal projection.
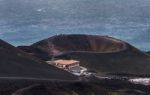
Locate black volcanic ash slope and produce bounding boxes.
[147,51,150,55]
[0,39,77,80]
[18,34,150,74]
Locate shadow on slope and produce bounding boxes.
[0,39,77,80]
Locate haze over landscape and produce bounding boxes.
[0,0,150,95]
[0,0,150,51]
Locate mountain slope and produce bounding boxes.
[18,34,150,74]
[147,51,150,55]
[0,39,77,80]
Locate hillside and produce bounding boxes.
[0,77,149,95]
[147,51,150,55]
[19,34,144,60]
[18,34,150,74]
[0,78,109,95]
[0,39,77,80]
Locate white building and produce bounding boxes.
[47,59,80,73]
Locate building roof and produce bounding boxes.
[54,59,79,65]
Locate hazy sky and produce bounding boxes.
[0,0,150,50]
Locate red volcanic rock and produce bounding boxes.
[29,34,147,56]
[32,34,127,53]
[19,34,145,60]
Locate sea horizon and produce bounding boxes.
[0,0,150,51]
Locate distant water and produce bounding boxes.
[0,0,150,51]
[0,17,150,51]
